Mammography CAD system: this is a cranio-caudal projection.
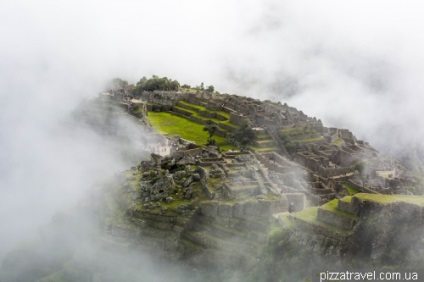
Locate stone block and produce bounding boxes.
[200,201,219,217]
[214,216,231,227]
[257,200,274,216]
[228,217,241,229]
[317,208,357,231]
[232,203,244,218]
[243,200,260,217]
[271,197,289,213]
[218,203,233,217]
[337,200,359,216]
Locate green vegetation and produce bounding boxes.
[132,75,180,96]
[354,193,424,206]
[145,100,242,151]
[206,85,214,93]
[256,133,273,140]
[173,105,231,126]
[294,207,319,223]
[130,105,144,116]
[339,195,353,203]
[249,146,280,153]
[203,124,218,138]
[228,122,257,150]
[177,101,231,120]
[353,160,367,175]
[110,77,128,89]
[279,125,321,136]
[353,160,368,186]
[277,213,294,229]
[147,112,212,143]
[279,125,323,152]
[268,225,285,241]
[146,112,235,150]
[333,138,345,146]
[321,199,358,220]
[178,100,205,111]
[127,171,143,192]
[342,183,359,195]
[251,132,278,152]
[294,207,352,236]
[296,136,324,143]
[162,199,191,210]
[203,124,218,146]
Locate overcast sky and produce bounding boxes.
[3,0,424,145]
[1,0,424,260]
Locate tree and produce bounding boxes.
[206,138,216,146]
[203,124,218,146]
[354,160,367,187]
[228,122,257,150]
[203,124,218,138]
[132,75,180,96]
[278,131,297,154]
[206,85,215,93]
[111,78,128,89]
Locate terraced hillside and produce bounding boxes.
[3,88,424,282]
[274,193,424,258]
[278,125,324,153]
[288,197,358,254]
[147,99,278,152]
[147,111,232,149]
[99,151,291,269]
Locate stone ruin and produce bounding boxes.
[92,88,423,274]
[95,86,420,209]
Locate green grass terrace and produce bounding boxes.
[146,112,236,151]
[147,100,280,152]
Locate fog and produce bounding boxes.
[1,0,424,280]
[218,0,424,154]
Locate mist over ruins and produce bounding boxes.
[2,76,424,282]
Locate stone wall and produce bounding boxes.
[198,110,227,121]
[331,150,358,167]
[177,102,199,112]
[286,220,352,255]
[199,197,288,222]
[317,208,357,230]
[186,93,212,105]
[218,123,236,131]
[347,179,379,194]
[146,104,172,112]
[286,193,306,212]
[294,153,321,172]
[221,106,237,115]
[205,100,222,111]
[338,200,359,215]
[172,147,203,159]
[172,107,192,117]
[229,112,249,126]
[322,167,352,177]
[140,91,188,106]
[325,132,339,143]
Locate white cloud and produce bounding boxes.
[1,0,424,264]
